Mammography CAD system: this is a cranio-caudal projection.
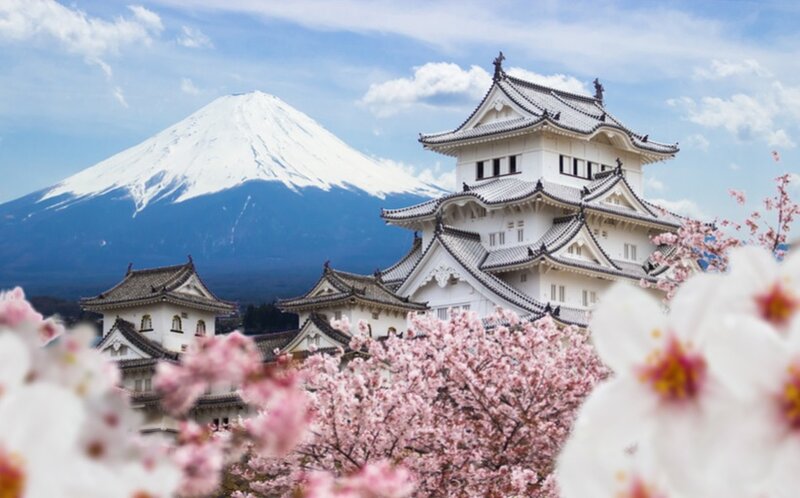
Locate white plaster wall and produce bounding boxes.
[455,135,544,187]
[537,268,611,310]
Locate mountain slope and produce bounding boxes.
[0,92,438,300]
[41,91,439,212]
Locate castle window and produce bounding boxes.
[371,311,380,320]
[492,158,501,176]
[334,311,342,320]
[498,232,505,245]
[517,228,524,242]
[144,378,152,391]
[489,233,497,247]
[171,315,183,333]
[520,273,527,283]
[582,290,598,307]
[551,284,566,302]
[134,379,142,392]
[509,155,518,174]
[140,314,152,331]
[437,308,448,320]
[624,243,638,261]
[195,320,206,337]
[476,161,485,180]
[560,155,569,174]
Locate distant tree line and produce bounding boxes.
[241,302,298,334]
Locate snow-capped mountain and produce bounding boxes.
[0,92,439,300]
[43,91,439,213]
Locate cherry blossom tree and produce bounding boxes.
[235,310,605,498]
[646,154,800,299]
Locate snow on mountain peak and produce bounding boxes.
[41,91,441,212]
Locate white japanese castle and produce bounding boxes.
[280,53,681,337]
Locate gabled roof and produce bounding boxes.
[81,258,236,314]
[380,236,424,288]
[252,329,302,362]
[277,266,428,313]
[279,313,354,356]
[381,172,683,229]
[96,318,179,360]
[397,224,588,327]
[419,64,678,159]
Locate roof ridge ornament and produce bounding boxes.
[323,260,331,273]
[553,111,561,121]
[126,262,133,275]
[434,212,444,234]
[462,182,470,192]
[528,247,535,257]
[593,78,604,103]
[492,51,506,82]
[615,158,623,174]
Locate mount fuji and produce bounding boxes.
[0,92,441,301]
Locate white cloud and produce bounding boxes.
[128,5,164,32]
[180,77,201,95]
[670,93,795,148]
[177,25,213,48]
[644,176,665,192]
[505,68,588,95]
[360,62,585,117]
[649,198,707,220]
[113,86,128,108]
[0,1,163,63]
[693,59,770,80]
[729,163,741,171]
[685,133,710,151]
[788,173,800,190]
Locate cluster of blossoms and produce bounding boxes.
[645,154,800,299]
[558,246,800,498]
[236,309,605,497]
[0,287,414,497]
[0,287,180,497]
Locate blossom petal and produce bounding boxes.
[728,246,779,289]
[668,273,725,343]
[571,377,657,450]
[0,384,85,458]
[589,283,666,373]
[0,333,30,393]
[705,315,788,400]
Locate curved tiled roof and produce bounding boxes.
[381,237,424,286]
[252,329,301,362]
[421,225,589,327]
[381,174,683,228]
[278,267,427,312]
[419,73,678,156]
[82,259,236,313]
[97,318,179,360]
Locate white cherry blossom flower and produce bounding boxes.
[0,383,97,497]
[708,245,800,332]
[580,279,764,497]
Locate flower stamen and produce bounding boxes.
[639,335,706,401]
[0,449,25,498]
[756,282,799,327]
[781,363,800,429]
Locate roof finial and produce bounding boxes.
[615,157,623,174]
[323,260,331,272]
[126,262,133,275]
[187,254,193,266]
[434,212,444,234]
[593,78,604,103]
[413,231,420,240]
[462,182,470,192]
[492,51,506,81]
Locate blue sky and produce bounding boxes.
[2,0,800,221]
